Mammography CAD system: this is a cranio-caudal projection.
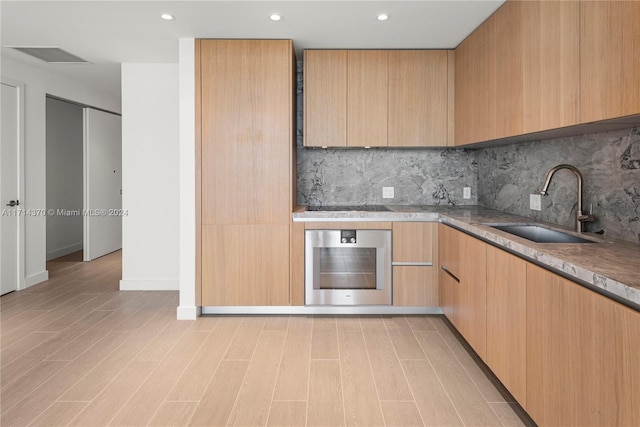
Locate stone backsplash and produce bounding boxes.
[477,127,640,243]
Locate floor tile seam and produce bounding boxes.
[2,329,131,424]
[102,324,194,427]
[385,316,426,427]
[334,317,347,427]
[142,329,211,427]
[411,328,467,426]
[433,325,506,408]
[0,359,71,414]
[58,308,181,405]
[183,317,245,426]
[0,331,58,368]
[263,319,291,427]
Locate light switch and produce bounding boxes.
[383,187,394,199]
[463,187,471,199]
[530,194,542,211]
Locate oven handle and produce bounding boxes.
[440,265,460,283]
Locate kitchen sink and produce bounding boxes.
[489,224,595,244]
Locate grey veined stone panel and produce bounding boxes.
[477,127,640,244]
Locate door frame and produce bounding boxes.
[1,77,26,291]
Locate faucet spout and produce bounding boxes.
[539,164,593,232]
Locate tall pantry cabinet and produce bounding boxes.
[196,40,296,306]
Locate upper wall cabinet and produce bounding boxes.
[580,1,640,123]
[304,50,348,147]
[304,49,452,147]
[455,0,580,146]
[388,50,451,147]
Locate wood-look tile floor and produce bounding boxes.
[1,251,531,427]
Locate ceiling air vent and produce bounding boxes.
[8,47,89,63]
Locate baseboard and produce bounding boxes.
[176,305,201,320]
[119,279,179,291]
[201,306,444,315]
[47,243,83,261]
[25,270,49,288]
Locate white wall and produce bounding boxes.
[178,39,197,319]
[46,97,83,260]
[1,56,120,287]
[120,63,179,291]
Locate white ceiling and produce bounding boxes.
[1,0,505,99]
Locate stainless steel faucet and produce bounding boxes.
[539,164,595,233]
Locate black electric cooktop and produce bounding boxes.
[306,205,391,212]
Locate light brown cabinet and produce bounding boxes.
[454,0,580,145]
[348,50,388,147]
[438,224,487,360]
[303,50,347,147]
[304,49,452,147]
[486,245,527,407]
[392,222,438,306]
[197,39,295,306]
[580,0,640,123]
[388,50,451,147]
[526,263,640,427]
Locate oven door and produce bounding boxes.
[305,229,392,305]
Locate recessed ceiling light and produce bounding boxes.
[161,13,175,21]
[377,13,389,21]
[270,13,283,21]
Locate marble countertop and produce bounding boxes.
[293,205,640,309]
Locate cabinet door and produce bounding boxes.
[202,225,290,306]
[304,50,347,147]
[438,224,461,327]
[580,1,640,122]
[393,222,438,306]
[347,50,388,147]
[486,246,527,407]
[200,40,292,225]
[454,13,495,146]
[388,50,449,147]
[521,0,579,133]
[457,231,487,361]
[526,263,640,426]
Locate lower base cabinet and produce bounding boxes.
[527,263,640,427]
[440,224,640,427]
[486,246,527,408]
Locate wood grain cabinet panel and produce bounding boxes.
[388,50,449,147]
[198,39,294,306]
[303,50,347,147]
[438,225,487,360]
[392,223,438,307]
[526,263,640,427]
[347,50,388,147]
[486,246,527,407]
[521,0,579,133]
[455,0,579,145]
[202,225,290,306]
[580,0,640,123]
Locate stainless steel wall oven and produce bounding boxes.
[305,229,392,305]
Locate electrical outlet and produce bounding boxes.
[530,194,542,211]
[382,187,394,199]
[463,187,471,199]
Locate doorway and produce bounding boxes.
[45,97,122,270]
[0,79,25,295]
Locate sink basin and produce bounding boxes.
[489,225,595,244]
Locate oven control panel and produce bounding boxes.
[340,230,356,244]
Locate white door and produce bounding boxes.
[1,81,24,295]
[83,108,122,261]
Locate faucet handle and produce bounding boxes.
[578,204,596,223]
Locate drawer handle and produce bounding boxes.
[440,265,460,283]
